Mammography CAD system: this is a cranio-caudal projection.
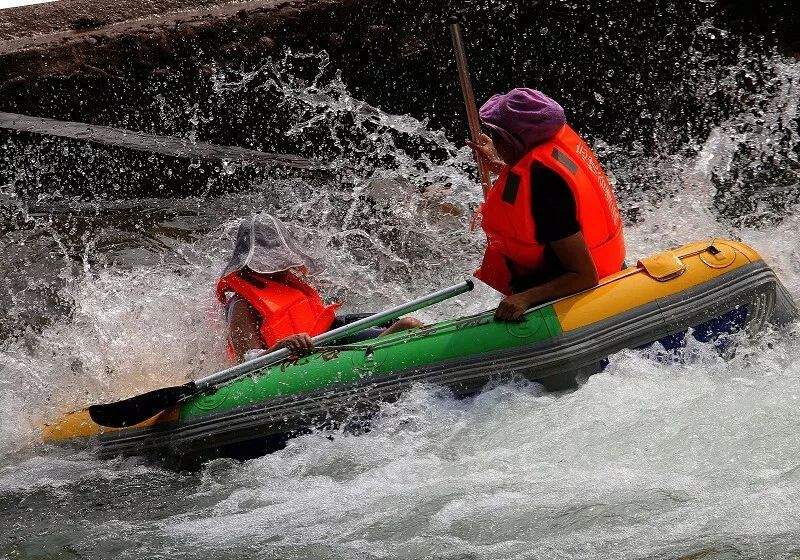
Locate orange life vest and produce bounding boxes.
[475,124,625,295]
[216,270,340,356]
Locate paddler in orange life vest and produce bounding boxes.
[468,88,626,321]
[217,214,422,363]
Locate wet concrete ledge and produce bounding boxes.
[1,0,796,109]
[0,0,363,83]
[0,0,247,42]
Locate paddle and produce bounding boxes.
[88,279,475,428]
[448,17,492,198]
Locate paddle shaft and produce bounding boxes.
[196,279,474,390]
[449,20,492,198]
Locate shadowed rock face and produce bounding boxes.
[0,0,796,201]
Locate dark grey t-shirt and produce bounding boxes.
[508,163,580,292]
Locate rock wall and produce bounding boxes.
[0,0,796,200]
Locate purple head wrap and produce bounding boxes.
[479,88,566,155]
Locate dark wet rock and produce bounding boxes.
[81,64,112,78]
[257,36,276,53]
[326,32,343,48]
[248,12,274,32]
[221,42,245,60]
[0,75,26,93]
[69,17,106,31]
[0,0,796,207]
[278,7,302,20]
[366,24,390,38]
[398,36,425,60]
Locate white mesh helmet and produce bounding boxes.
[220,213,315,278]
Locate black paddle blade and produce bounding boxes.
[88,382,198,428]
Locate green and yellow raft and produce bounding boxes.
[44,239,797,462]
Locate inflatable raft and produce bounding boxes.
[44,239,797,462]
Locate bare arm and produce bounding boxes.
[494,232,600,321]
[228,298,316,362]
[467,133,508,173]
[227,298,267,362]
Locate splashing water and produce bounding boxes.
[1,39,800,560]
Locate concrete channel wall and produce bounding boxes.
[1,0,796,121]
[0,0,796,200]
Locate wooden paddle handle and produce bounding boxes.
[449,18,492,198]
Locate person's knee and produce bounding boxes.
[379,316,424,337]
[395,317,423,330]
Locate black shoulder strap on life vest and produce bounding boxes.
[502,171,521,204]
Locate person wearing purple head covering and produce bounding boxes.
[467,88,626,322]
[477,88,567,164]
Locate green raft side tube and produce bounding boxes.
[180,305,563,420]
